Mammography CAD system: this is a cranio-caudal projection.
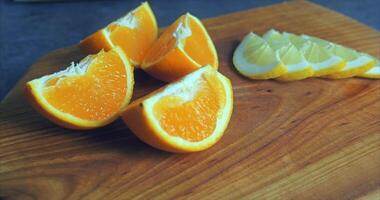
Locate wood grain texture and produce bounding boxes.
[1,1,380,199]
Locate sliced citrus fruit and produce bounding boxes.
[325,45,375,79]
[283,32,308,49]
[275,44,313,81]
[301,34,332,49]
[79,2,158,66]
[300,41,346,76]
[262,30,313,81]
[233,32,286,80]
[141,13,218,82]
[357,58,380,79]
[121,66,233,153]
[263,29,290,50]
[25,47,134,129]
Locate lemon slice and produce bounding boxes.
[325,45,375,79]
[233,32,286,79]
[263,30,313,80]
[357,58,380,79]
[263,29,290,50]
[301,34,333,49]
[300,41,345,76]
[234,31,378,81]
[283,32,308,49]
[275,44,313,80]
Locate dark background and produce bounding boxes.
[1,0,379,100]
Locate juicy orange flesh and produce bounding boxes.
[143,18,179,65]
[108,4,156,64]
[184,17,216,67]
[153,72,225,142]
[143,14,216,68]
[43,51,127,121]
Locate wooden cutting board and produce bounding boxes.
[1,1,380,199]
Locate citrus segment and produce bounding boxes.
[301,34,332,48]
[153,72,225,142]
[234,30,378,81]
[79,2,158,66]
[121,66,233,153]
[233,32,286,79]
[283,32,308,49]
[300,41,345,76]
[263,29,290,50]
[325,45,375,79]
[25,47,134,129]
[262,30,312,81]
[276,44,313,81]
[141,13,218,82]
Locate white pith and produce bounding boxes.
[112,12,138,29]
[103,10,139,48]
[342,55,373,71]
[38,55,94,88]
[362,65,380,75]
[172,14,192,49]
[148,65,205,103]
[308,55,342,70]
[283,58,310,72]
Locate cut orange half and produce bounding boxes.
[121,66,233,153]
[141,13,218,82]
[25,47,134,129]
[79,2,158,66]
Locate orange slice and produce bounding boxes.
[79,2,158,66]
[141,13,218,82]
[121,66,233,153]
[25,47,134,129]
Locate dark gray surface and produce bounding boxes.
[1,0,379,100]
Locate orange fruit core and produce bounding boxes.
[43,51,127,120]
[153,72,225,142]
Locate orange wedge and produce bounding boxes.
[79,2,158,66]
[141,13,218,82]
[122,66,233,153]
[25,47,134,129]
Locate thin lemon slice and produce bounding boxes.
[263,30,312,80]
[283,32,308,49]
[285,32,345,76]
[275,44,313,80]
[301,34,333,49]
[325,45,375,79]
[263,29,290,50]
[233,32,286,79]
[357,58,380,79]
[300,41,345,76]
